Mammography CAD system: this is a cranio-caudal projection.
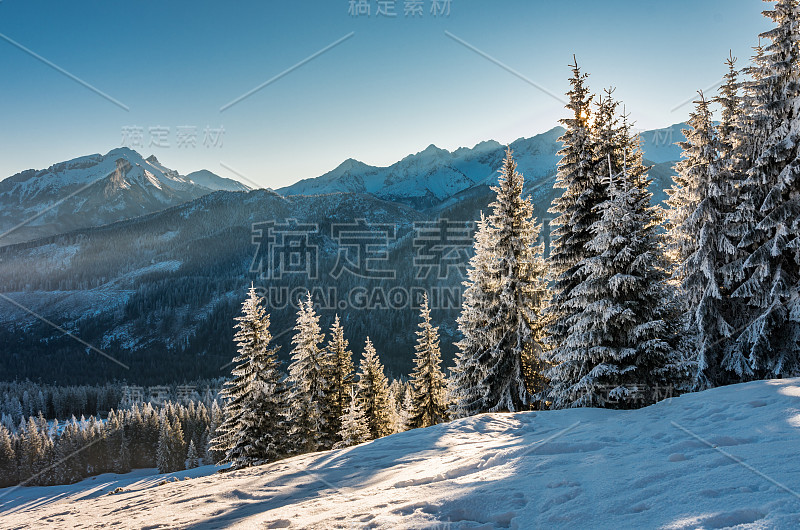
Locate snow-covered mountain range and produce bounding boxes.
[2,378,798,528]
[0,149,249,246]
[0,124,684,248]
[279,124,685,208]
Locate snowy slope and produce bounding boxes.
[2,378,799,529]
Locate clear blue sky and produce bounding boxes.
[0,0,769,188]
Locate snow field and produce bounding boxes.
[1,378,799,529]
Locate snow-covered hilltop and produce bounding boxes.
[3,378,798,529]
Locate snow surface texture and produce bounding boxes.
[2,379,799,529]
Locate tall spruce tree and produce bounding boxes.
[717,54,754,377]
[356,338,393,439]
[107,410,131,474]
[186,440,199,469]
[156,415,186,474]
[408,293,449,429]
[55,419,86,485]
[548,95,678,408]
[452,149,549,414]
[211,286,289,469]
[668,93,740,388]
[450,212,494,418]
[206,400,224,464]
[19,416,45,485]
[387,379,406,433]
[547,58,604,358]
[333,389,370,449]
[327,315,355,441]
[287,292,337,452]
[732,0,800,379]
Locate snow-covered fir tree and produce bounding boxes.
[408,293,449,429]
[668,92,742,388]
[716,52,752,316]
[716,42,771,299]
[452,148,549,415]
[54,419,85,485]
[107,410,131,474]
[327,314,355,441]
[730,0,800,379]
[211,286,289,469]
[387,379,406,434]
[450,212,494,418]
[400,390,414,432]
[18,416,46,485]
[333,389,370,449]
[185,439,199,469]
[719,46,777,379]
[548,95,679,408]
[287,292,337,452]
[157,415,186,474]
[205,400,224,464]
[547,58,604,362]
[356,338,393,440]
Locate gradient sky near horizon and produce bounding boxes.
[0,0,770,189]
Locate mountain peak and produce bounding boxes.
[333,158,368,173]
[473,139,503,150]
[396,144,450,165]
[419,143,448,156]
[104,147,143,161]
